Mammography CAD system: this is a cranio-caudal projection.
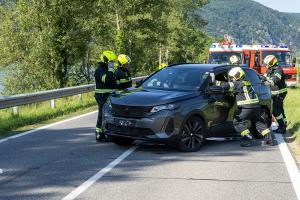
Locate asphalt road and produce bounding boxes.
[0,111,299,200]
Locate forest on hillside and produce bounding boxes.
[200,0,300,52]
[0,0,211,95]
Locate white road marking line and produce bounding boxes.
[275,133,300,200]
[0,111,98,144]
[62,145,139,200]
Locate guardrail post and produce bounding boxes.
[12,106,19,115]
[78,94,83,102]
[50,99,56,109]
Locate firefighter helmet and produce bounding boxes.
[100,50,116,63]
[264,55,278,68]
[118,54,131,66]
[228,67,245,81]
[229,55,240,65]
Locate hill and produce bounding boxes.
[199,0,300,52]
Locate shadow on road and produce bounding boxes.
[0,126,280,200]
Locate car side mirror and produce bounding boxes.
[293,58,296,67]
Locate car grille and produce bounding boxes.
[106,124,154,137]
[111,104,151,118]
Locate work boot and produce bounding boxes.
[240,136,254,147]
[263,132,275,146]
[95,131,109,142]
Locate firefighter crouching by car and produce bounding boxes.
[115,54,132,90]
[94,50,117,142]
[261,55,288,134]
[211,67,274,147]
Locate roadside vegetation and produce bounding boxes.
[285,66,300,142]
[0,0,210,95]
[0,93,96,137]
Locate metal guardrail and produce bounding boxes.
[0,76,147,110]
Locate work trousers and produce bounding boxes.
[233,107,270,137]
[273,94,287,128]
[95,93,110,133]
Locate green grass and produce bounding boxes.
[285,88,300,142]
[0,92,97,137]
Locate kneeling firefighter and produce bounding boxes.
[261,55,287,134]
[115,54,132,90]
[212,67,274,147]
[94,50,117,142]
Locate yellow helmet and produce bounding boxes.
[100,50,116,63]
[158,63,168,70]
[264,55,278,68]
[228,67,245,81]
[229,55,240,65]
[118,54,131,66]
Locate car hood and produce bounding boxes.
[111,88,199,107]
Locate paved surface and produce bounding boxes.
[0,112,298,200]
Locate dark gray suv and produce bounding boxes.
[103,64,272,152]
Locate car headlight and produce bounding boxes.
[150,103,179,113]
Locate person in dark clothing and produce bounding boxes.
[94,50,117,142]
[115,54,132,90]
[262,55,288,134]
[212,66,273,147]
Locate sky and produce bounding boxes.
[253,0,300,13]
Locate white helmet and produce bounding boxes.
[229,55,240,65]
[228,67,245,81]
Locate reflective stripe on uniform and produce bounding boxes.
[276,113,284,120]
[271,88,287,95]
[243,86,250,100]
[96,128,102,133]
[261,129,270,136]
[275,73,282,79]
[117,78,131,84]
[237,98,259,106]
[241,129,251,137]
[229,82,234,92]
[101,74,107,83]
[216,81,221,86]
[108,68,115,73]
[95,88,114,93]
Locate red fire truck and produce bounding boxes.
[208,43,297,87]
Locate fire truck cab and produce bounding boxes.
[208,43,297,87]
[243,45,297,87]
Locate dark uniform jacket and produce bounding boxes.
[94,62,116,94]
[215,79,260,108]
[265,66,287,97]
[114,67,132,90]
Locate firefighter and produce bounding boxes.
[212,67,273,147]
[94,50,117,142]
[229,55,240,65]
[262,55,288,134]
[115,54,132,90]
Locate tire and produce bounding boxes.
[113,137,134,146]
[177,116,205,152]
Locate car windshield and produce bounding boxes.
[142,67,208,91]
[262,51,292,67]
[209,52,243,64]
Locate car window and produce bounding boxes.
[143,67,208,91]
[244,69,261,85]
